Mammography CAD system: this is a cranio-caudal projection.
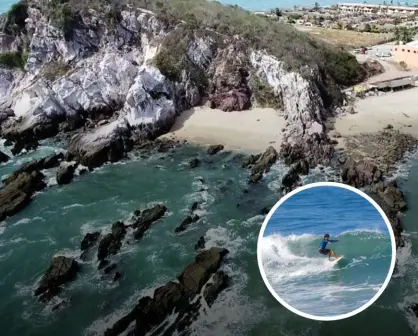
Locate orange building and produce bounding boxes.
[392,41,418,69]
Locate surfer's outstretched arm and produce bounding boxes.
[328,239,338,243]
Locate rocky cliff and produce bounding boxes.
[0,0,367,167]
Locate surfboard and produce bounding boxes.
[334,256,344,263]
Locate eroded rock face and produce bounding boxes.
[104,247,229,336]
[0,150,10,163]
[80,232,101,251]
[97,221,127,261]
[34,256,79,299]
[208,46,252,112]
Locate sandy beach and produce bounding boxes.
[161,106,286,153]
[333,87,418,145]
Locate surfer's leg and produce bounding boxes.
[330,249,337,259]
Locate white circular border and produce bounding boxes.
[257,181,397,321]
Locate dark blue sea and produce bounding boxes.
[260,185,393,317]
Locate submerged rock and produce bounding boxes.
[281,159,310,192]
[194,236,205,250]
[207,144,224,155]
[174,214,200,233]
[34,256,80,299]
[188,157,200,169]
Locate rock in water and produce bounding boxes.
[207,144,224,155]
[97,221,127,261]
[0,150,9,163]
[248,146,278,183]
[0,171,46,221]
[56,164,78,185]
[174,214,200,233]
[194,236,205,250]
[34,256,79,298]
[132,204,167,240]
[104,247,229,336]
[80,232,101,251]
[341,158,383,188]
[188,158,200,169]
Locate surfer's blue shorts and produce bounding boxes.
[319,248,330,255]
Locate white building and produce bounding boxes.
[338,3,418,15]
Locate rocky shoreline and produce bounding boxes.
[1,0,417,334]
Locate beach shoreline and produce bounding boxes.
[159,106,286,153]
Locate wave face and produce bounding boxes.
[260,230,392,317]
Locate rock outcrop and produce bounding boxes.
[80,232,101,251]
[104,247,229,336]
[97,221,127,261]
[0,150,10,163]
[243,146,278,184]
[131,204,167,240]
[341,158,383,188]
[56,163,78,185]
[207,144,224,155]
[34,256,80,301]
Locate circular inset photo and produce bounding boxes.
[257,182,396,321]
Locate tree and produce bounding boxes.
[274,8,282,17]
[314,2,320,10]
[364,23,372,32]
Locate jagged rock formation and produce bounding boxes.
[0,0,366,168]
[104,247,229,336]
[34,256,80,301]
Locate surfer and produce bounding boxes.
[318,234,339,261]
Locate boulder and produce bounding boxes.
[132,204,167,240]
[207,144,224,156]
[3,153,64,185]
[281,159,310,192]
[248,146,278,184]
[67,121,133,169]
[341,158,383,188]
[0,150,9,163]
[0,171,46,221]
[80,232,101,251]
[56,164,78,185]
[97,221,127,261]
[194,236,205,250]
[174,214,200,233]
[188,158,200,169]
[34,256,79,298]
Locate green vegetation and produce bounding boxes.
[4,0,28,36]
[40,60,71,81]
[250,76,283,110]
[34,0,365,92]
[0,51,28,69]
[153,25,207,89]
[394,26,415,44]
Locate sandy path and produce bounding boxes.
[333,88,418,145]
[160,106,286,153]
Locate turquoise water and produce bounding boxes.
[0,140,417,335]
[260,186,392,317]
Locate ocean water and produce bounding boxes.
[0,140,417,336]
[260,186,393,317]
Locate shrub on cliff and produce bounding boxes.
[0,51,28,69]
[4,0,28,36]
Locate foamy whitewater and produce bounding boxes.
[261,230,392,316]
